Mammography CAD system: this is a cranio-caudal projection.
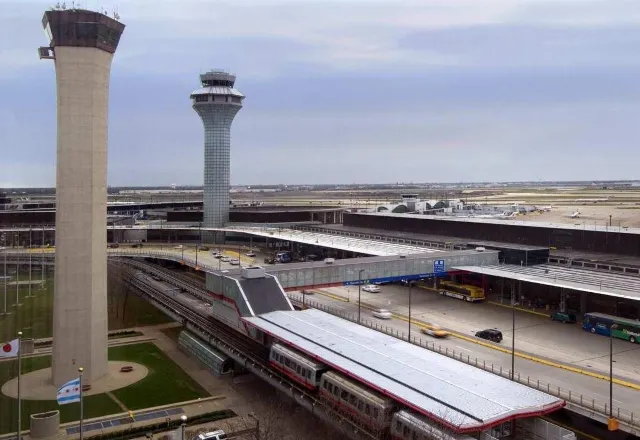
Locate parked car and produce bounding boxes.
[245,252,256,257]
[196,430,227,440]
[550,311,577,324]
[362,284,381,293]
[421,324,449,338]
[221,256,231,262]
[108,243,119,249]
[475,328,503,343]
[373,308,392,320]
[199,246,210,251]
[229,259,240,265]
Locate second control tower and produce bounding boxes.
[191,71,244,231]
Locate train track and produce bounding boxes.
[112,260,268,360]
[111,258,378,439]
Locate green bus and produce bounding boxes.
[582,312,640,344]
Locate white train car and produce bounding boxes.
[269,343,327,390]
[319,371,396,433]
[391,410,478,440]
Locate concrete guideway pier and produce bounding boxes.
[40,8,125,387]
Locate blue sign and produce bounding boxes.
[343,273,434,286]
[433,259,445,274]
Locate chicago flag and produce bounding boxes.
[56,377,81,405]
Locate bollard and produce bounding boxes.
[483,360,486,369]
[580,395,583,405]
[468,355,470,363]
[547,384,550,393]
[592,399,595,409]
[537,380,540,388]
[446,348,449,356]
[569,390,571,400]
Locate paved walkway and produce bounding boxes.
[1,361,148,399]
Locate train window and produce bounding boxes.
[373,408,379,419]
[403,426,409,436]
[296,365,301,375]
[365,404,370,416]
[307,370,311,379]
[394,420,401,432]
[284,358,290,367]
[358,401,364,411]
[333,386,339,396]
[348,394,356,406]
[341,390,348,400]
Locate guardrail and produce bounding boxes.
[288,293,640,433]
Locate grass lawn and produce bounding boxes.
[109,343,209,410]
[0,343,210,435]
[0,274,171,342]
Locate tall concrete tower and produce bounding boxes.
[191,71,244,231]
[40,9,125,386]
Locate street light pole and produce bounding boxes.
[180,415,187,440]
[610,323,618,423]
[408,280,413,343]
[511,279,516,380]
[358,269,364,323]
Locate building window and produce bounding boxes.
[195,95,208,102]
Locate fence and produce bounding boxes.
[288,293,639,432]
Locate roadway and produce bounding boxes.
[293,285,640,420]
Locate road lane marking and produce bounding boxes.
[311,288,640,391]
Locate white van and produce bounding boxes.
[197,430,227,440]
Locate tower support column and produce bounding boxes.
[41,8,125,387]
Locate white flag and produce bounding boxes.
[56,377,81,405]
[0,339,19,358]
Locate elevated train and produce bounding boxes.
[128,267,492,439]
[269,343,478,440]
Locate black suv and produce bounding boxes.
[475,329,503,343]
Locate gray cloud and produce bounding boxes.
[1,0,639,186]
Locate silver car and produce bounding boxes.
[372,308,392,320]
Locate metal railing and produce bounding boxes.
[288,293,639,432]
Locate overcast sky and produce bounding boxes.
[1,0,640,187]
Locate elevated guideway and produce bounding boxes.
[2,247,499,290]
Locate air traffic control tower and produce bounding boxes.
[40,9,125,386]
[191,71,244,233]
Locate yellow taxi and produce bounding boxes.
[421,323,449,338]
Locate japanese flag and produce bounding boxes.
[0,339,19,358]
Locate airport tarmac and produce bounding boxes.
[293,284,640,417]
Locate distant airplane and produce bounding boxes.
[538,205,553,212]
[569,211,580,219]
[474,211,517,219]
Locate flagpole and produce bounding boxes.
[17,331,22,440]
[79,367,84,440]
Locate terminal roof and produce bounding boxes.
[220,226,437,256]
[244,309,564,433]
[353,212,640,235]
[455,264,640,301]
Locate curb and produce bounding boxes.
[310,289,640,391]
